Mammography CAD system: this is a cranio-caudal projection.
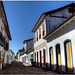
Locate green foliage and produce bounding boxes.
[15,56,18,59]
[30,58,33,62]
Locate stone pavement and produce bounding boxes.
[0,61,58,74]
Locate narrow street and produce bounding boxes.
[0,61,57,74]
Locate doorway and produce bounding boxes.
[37,52,38,66]
[64,40,73,71]
[40,51,42,67]
[50,47,53,69]
[56,44,61,70]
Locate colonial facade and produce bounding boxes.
[5,50,15,64]
[44,14,75,73]
[31,2,75,73]
[20,38,34,64]
[0,2,12,70]
[17,48,25,61]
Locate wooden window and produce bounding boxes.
[42,24,45,37]
[68,7,75,13]
[36,32,38,41]
[1,26,3,34]
[34,34,36,43]
[39,28,41,39]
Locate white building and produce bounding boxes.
[31,2,75,73]
[17,48,25,61]
[4,50,15,64]
[20,38,34,64]
[0,1,12,70]
[44,14,75,73]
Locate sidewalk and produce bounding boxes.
[23,63,32,66]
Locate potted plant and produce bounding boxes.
[30,58,34,66]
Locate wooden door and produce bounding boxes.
[56,45,61,70]
[43,49,46,64]
[40,51,42,67]
[37,52,38,66]
[35,53,36,65]
[50,48,53,69]
[65,41,73,71]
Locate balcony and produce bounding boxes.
[0,31,9,50]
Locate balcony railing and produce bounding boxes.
[0,31,9,50]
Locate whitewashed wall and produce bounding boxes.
[46,16,75,73]
[34,19,46,48]
[4,50,12,64]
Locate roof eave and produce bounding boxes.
[31,3,75,33]
[31,14,45,32]
[43,14,75,39]
[1,1,12,40]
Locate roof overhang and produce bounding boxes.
[1,2,12,40]
[23,38,33,44]
[25,47,34,53]
[31,3,75,33]
[31,14,46,32]
[44,14,75,40]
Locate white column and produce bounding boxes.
[53,46,57,70]
[38,51,40,67]
[42,50,43,67]
[47,44,50,69]
[71,39,75,73]
[36,52,37,66]
[61,42,66,71]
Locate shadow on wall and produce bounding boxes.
[47,63,74,74]
[33,62,75,74]
[47,20,75,43]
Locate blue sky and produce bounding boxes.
[3,1,75,55]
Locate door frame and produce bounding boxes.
[55,43,61,71]
[64,39,73,72]
[49,47,54,69]
[40,50,42,67]
[37,51,38,66]
[35,53,36,65]
[43,49,46,64]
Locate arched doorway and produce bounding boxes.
[56,44,61,70]
[64,40,73,71]
[49,47,53,69]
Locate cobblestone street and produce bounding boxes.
[0,61,58,74]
